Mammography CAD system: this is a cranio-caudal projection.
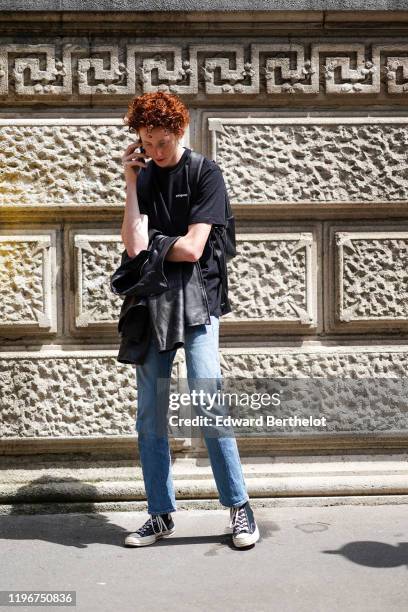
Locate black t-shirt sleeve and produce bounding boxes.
[188,160,226,226]
[137,197,148,215]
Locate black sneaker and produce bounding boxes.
[124,513,175,547]
[229,501,260,548]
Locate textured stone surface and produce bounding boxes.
[0,355,137,437]
[336,232,408,323]
[0,125,132,205]
[220,348,408,378]
[0,353,185,438]
[227,233,315,324]
[217,375,408,435]
[0,233,56,330]
[221,346,408,379]
[218,349,408,434]
[2,11,408,463]
[1,350,408,439]
[210,121,408,203]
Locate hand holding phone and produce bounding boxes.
[121,140,148,180]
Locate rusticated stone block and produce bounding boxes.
[219,348,408,435]
[0,352,182,438]
[2,349,408,441]
[0,120,189,207]
[220,347,408,378]
[208,117,408,204]
[0,122,133,206]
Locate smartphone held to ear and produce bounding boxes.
[139,144,146,164]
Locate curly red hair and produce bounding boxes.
[124,92,189,137]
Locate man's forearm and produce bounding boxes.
[166,223,211,262]
[165,236,198,262]
[121,181,149,257]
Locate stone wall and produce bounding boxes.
[2,9,408,461]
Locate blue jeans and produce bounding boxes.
[135,315,249,515]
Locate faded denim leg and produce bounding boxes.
[135,337,178,515]
[184,315,250,509]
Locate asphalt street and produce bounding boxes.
[0,504,408,612]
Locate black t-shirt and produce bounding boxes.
[136,147,227,317]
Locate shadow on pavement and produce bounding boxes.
[323,541,408,568]
[0,476,275,552]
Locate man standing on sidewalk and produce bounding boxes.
[120,91,259,548]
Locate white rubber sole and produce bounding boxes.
[124,527,175,547]
[232,524,260,548]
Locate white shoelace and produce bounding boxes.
[229,506,249,533]
[137,514,169,535]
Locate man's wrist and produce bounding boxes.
[125,177,137,191]
[125,173,137,183]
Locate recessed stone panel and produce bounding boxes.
[68,230,124,332]
[226,231,318,329]
[67,229,319,334]
[327,226,408,332]
[0,231,57,334]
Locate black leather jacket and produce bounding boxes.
[110,228,212,365]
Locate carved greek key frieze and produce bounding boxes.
[0,43,83,96]
[1,42,408,99]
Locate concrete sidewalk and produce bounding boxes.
[0,503,407,612]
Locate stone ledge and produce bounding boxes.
[2,1,408,12]
[3,494,408,516]
[2,455,408,509]
[3,434,408,458]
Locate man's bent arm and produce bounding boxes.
[121,180,149,257]
[165,223,212,263]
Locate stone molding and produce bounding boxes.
[4,1,408,12]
